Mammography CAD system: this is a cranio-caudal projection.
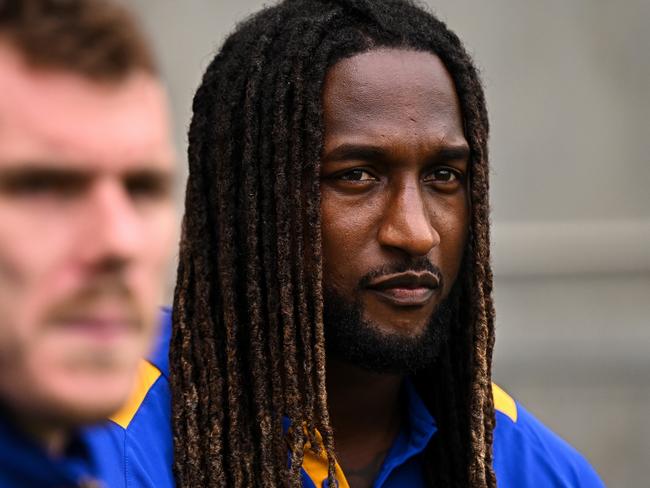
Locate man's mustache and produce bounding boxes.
[357,258,444,290]
[43,277,142,330]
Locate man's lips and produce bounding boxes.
[365,271,440,306]
[50,314,139,342]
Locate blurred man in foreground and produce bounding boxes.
[0,0,175,486]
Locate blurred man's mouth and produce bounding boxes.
[365,271,441,307]
[53,314,138,342]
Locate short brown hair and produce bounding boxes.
[0,0,157,80]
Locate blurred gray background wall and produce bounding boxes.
[129,1,650,486]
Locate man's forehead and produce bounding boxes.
[322,48,466,148]
[0,43,174,172]
[324,48,461,117]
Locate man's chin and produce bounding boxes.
[323,288,453,375]
[34,379,135,427]
[368,317,432,340]
[324,327,443,375]
[24,358,141,426]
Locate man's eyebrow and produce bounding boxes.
[434,144,471,162]
[322,143,471,163]
[123,167,174,180]
[322,144,388,163]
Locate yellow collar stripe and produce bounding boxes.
[303,430,351,488]
[303,446,350,488]
[492,383,518,422]
[109,360,162,429]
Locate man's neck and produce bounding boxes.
[21,421,70,457]
[326,358,404,488]
[1,405,72,457]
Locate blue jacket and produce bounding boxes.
[0,308,605,487]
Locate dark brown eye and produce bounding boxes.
[0,169,86,198]
[339,169,376,181]
[425,168,458,183]
[125,172,172,201]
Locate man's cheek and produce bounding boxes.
[0,240,26,289]
[140,206,176,301]
[0,319,23,371]
[321,257,353,297]
[0,272,33,368]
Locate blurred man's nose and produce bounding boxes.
[78,178,141,269]
[377,183,440,257]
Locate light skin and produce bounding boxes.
[0,43,175,454]
[320,48,470,488]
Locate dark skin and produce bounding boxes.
[321,49,470,488]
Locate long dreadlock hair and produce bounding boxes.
[171,0,495,486]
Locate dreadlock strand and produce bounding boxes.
[257,72,293,482]
[267,34,308,485]
[171,258,205,486]
[470,144,497,487]
[172,74,228,486]
[213,75,253,487]
[250,15,306,476]
[283,12,345,456]
[237,29,291,485]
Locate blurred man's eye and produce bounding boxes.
[124,171,172,201]
[0,168,87,198]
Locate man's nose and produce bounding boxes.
[79,179,141,268]
[377,184,440,257]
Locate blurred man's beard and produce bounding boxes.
[323,287,454,375]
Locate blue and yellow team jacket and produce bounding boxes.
[2,308,604,487]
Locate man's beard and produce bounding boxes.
[323,283,454,375]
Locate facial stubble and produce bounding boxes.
[323,284,455,375]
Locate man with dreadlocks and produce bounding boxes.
[107,0,606,487]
